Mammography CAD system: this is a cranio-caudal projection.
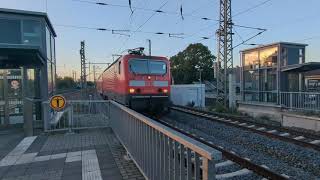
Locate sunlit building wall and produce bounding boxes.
[240,42,307,103]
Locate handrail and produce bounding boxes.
[110,100,221,160]
[109,100,222,180]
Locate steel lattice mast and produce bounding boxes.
[216,0,233,106]
[80,41,87,89]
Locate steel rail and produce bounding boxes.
[171,106,320,152]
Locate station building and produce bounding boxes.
[0,8,56,127]
[238,42,320,131]
[240,42,320,103]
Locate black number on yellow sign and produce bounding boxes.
[50,95,66,111]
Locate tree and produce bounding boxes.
[56,76,76,90]
[170,43,216,84]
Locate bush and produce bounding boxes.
[214,104,228,113]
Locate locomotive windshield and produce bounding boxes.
[129,59,167,75]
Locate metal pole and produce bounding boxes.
[22,67,33,136]
[216,0,233,107]
[3,70,9,126]
[200,69,203,108]
[147,39,151,56]
[93,65,96,85]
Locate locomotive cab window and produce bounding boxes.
[149,61,166,74]
[129,59,167,75]
[118,61,121,74]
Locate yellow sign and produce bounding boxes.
[50,95,66,111]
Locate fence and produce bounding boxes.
[242,90,320,112]
[243,90,278,103]
[280,92,320,112]
[44,100,110,132]
[109,101,222,180]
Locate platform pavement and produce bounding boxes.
[0,128,145,180]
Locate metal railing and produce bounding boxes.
[243,90,277,103]
[280,92,320,112]
[241,90,320,112]
[44,100,110,132]
[109,101,222,180]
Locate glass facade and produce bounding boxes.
[22,20,41,46]
[0,18,43,47]
[0,12,56,125]
[45,25,55,95]
[0,18,21,44]
[241,43,306,103]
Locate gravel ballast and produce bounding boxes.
[162,110,320,179]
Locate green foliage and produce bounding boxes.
[56,76,76,90]
[214,104,228,113]
[170,43,216,84]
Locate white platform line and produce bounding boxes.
[82,150,102,180]
[0,136,37,167]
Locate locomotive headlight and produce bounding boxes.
[147,76,151,80]
[163,89,168,93]
[129,88,135,93]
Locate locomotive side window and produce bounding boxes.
[118,61,121,74]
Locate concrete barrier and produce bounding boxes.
[283,113,320,132]
[237,101,320,132]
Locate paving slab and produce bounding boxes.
[0,128,145,180]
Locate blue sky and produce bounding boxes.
[1,0,319,79]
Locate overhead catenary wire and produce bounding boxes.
[54,23,216,40]
[233,0,272,17]
[71,0,218,22]
[116,0,170,54]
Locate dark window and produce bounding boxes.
[23,20,41,45]
[51,35,55,60]
[0,19,21,44]
[129,59,167,75]
[118,61,121,74]
[46,27,51,60]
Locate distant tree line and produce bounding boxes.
[56,76,76,90]
[170,43,216,84]
[56,76,95,90]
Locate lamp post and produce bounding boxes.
[196,65,203,108]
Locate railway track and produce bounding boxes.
[147,115,289,180]
[150,107,320,179]
[171,106,320,152]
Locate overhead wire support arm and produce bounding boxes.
[169,33,185,39]
[112,29,131,37]
[232,29,267,49]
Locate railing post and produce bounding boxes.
[289,93,293,110]
[23,98,33,137]
[202,158,216,180]
[68,106,74,133]
[43,102,50,131]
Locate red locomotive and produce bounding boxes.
[97,48,171,111]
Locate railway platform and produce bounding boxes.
[0,128,144,180]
